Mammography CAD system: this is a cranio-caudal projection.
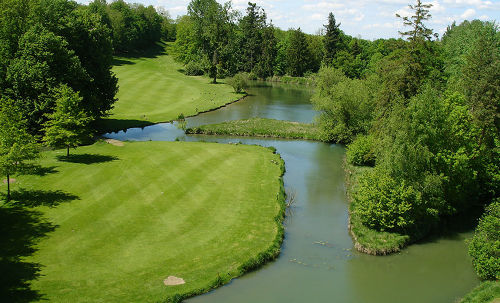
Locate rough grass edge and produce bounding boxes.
[344,159,411,256]
[163,147,286,303]
[458,280,500,303]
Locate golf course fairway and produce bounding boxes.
[109,43,244,127]
[3,141,284,302]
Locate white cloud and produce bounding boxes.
[461,8,476,18]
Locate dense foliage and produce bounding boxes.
[309,2,500,257]
[173,1,366,80]
[468,200,500,280]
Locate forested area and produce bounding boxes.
[0,0,171,195]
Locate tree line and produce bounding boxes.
[311,1,498,281]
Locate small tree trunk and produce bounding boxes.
[6,172,10,201]
[67,146,70,157]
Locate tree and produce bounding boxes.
[0,98,39,200]
[43,85,93,157]
[323,12,342,65]
[5,24,90,134]
[254,25,277,78]
[468,199,500,280]
[396,0,436,42]
[188,0,234,83]
[460,34,500,151]
[286,28,311,77]
[240,2,266,72]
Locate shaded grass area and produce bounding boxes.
[345,162,410,255]
[104,42,244,132]
[186,118,322,141]
[1,141,285,302]
[460,281,500,303]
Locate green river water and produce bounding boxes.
[105,82,479,303]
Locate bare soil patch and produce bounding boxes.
[164,276,185,286]
[105,139,124,146]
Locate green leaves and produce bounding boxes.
[0,98,39,193]
[468,199,500,280]
[42,85,93,154]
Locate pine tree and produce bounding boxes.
[286,28,311,77]
[323,12,342,65]
[396,0,436,42]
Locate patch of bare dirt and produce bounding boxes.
[3,178,16,184]
[164,276,185,286]
[104,139,124,146]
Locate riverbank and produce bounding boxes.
[345,162,411,255]
[460,281,500,303]
[102,42,245,133]
[1,141,286,302]
[186,118,322,141]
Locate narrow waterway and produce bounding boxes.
[105,82,479,303]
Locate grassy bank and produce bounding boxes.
[186,118,322,141]
[1,141,285,302]
[460,281,500,303]
[266,75,317,86]
[103,42,244,132]
[345,162,410,255]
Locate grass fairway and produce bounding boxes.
[1,141,284,302]
[107,43,244,130]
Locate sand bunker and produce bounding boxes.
[164,276,185,286]
[104,139,124,146]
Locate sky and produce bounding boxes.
[77,0,500,39]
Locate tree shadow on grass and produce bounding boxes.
[6,189,79,208]
[0,205,56,302]
[18,165,58,177]
[113,41,167,61]
[56,154,119,165]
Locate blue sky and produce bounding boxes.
[78,0,500,39]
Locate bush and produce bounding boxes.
[468,199,500,280]
[184,61,204,76]
[247,71,258,80]
[346,134,376,166]
[353,169,419,233]
[226,73,249,93]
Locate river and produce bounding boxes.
[105,82,479,303]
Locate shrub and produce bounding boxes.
[353,169,419,232]
[184,61,204,76]
[346,134,376,166]
[226,73,249,93]
[247,71,258,80]
[468,199,500,280]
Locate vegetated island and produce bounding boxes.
[7,141,285,302]
[186,117,322,141]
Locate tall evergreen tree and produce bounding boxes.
[396,0,436,42]
[240,2,266,72]
[286,28,311,77]
[323,12,342,65]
